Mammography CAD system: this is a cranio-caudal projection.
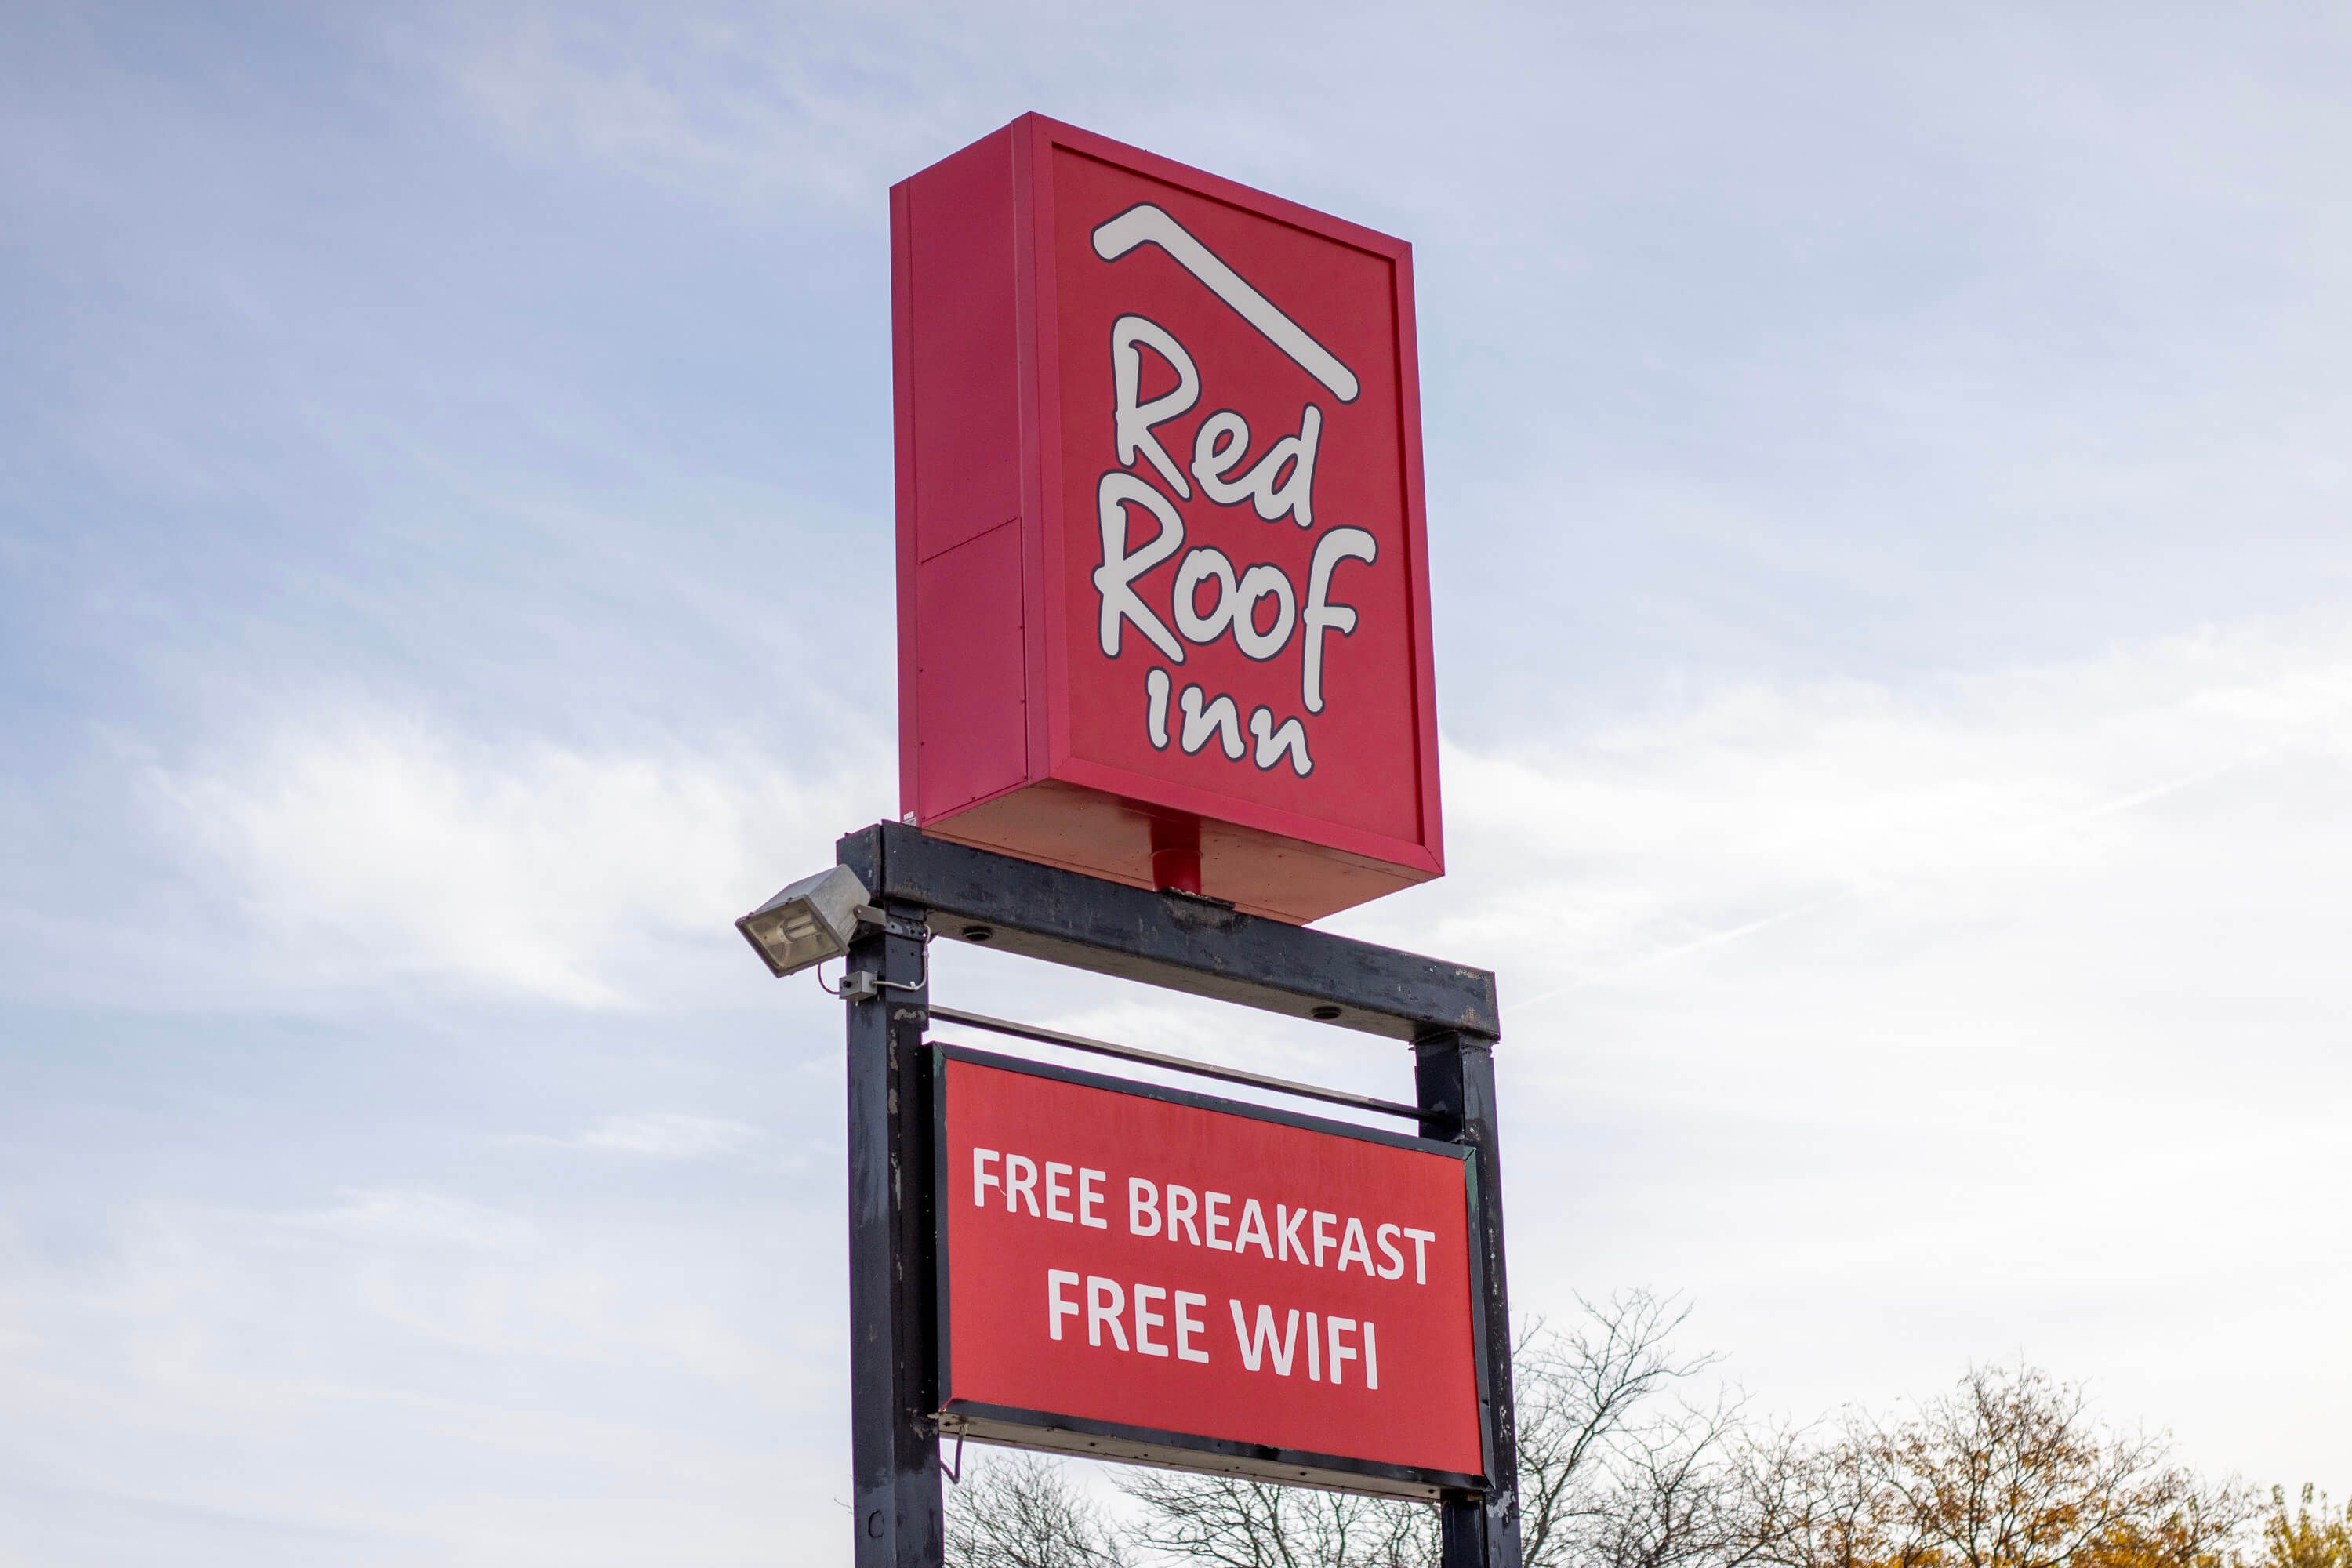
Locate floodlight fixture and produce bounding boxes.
[736,866,875,978]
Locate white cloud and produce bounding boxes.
[123,615,2352,1491]
[1348,612,2352,989]
[888,607,2352,1497]
[154,706,887,1007]
[1321,610,2352,1485]
[557,1114,768,1161]
[296,1188,537,1252]
[0,1180,839,1564]
[428,2,990,209]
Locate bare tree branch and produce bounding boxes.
[948,1451,1134,1568]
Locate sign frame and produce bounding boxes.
[891,114,1446,924]
[834,822,1521,1568]
[929,1041,1496,1501]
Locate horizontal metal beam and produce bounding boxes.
[837,822,1499,1041]
[939,1410,1460,1503]
[926,1004,1424,1119]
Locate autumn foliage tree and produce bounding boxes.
[1769,1367,2256,1568]
[2245,1486,2351,1568]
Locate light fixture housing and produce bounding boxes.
[736,866,874,978]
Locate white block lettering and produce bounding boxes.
[1402,1226,1436,1285]
[1236,1199,1274,1259]
[1048,1269,1081,1340]
[1312,1210,1338,1268]
[1327,1316,1359,1387]
[1128,1178,1161,1236]
[1133,1283,1168,1357]
[1276,1203,1308,1263]
[1005,1155,1040,1216]
[1229,1301,1299,1376]
[1167,1185,1201,1246]
[1203,1191,1232,1251]
[1087,1277,1129,1351]
[1174,1292,1210,1363]
[1337,1217,1375,1276]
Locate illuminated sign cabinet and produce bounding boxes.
[893,114,1442,924]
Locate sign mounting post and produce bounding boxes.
[844,893,939,1567]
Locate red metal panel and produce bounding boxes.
[941,1052,1486,1482]
[891,178,922,824]
[916,522,1029,818]
[906,129,1022,565]
[894,115,1443,924]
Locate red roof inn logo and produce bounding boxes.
[1087,201,1368,777]
[892,116,1443,923]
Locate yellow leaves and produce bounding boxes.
[2249,1485,2352,1568]
[1788,1367,2258,1568]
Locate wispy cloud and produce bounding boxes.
[427,2,989,209]
[149,703,887,1007]
[1316,614,2352,1480]
[7,3,2352,1549]
[537,1114,768,1161]
[1345,612,2352,989]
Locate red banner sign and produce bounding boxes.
[935,1047,1488,1495]
[893,115,1442,924]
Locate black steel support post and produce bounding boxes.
[1417,1029,1523,1568]
[845,895,940,1568]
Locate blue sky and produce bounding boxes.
[2,2,2348,1563]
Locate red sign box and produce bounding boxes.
[892,115,1443,924]
[935,1047,1489,1497]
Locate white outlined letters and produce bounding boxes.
[1145,667,1173,749]
[1095,473,1186,661]
[1178,686,1246,760]
[1112,315,1199,496]
[1301,527,1377,713]
[1249,707,1312,776]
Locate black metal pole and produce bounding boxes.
[1416,1029,1523,1568]
[845,895,942,1568]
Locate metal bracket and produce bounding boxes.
[834,906,931,1006]
[855,904,930,943]
[938,1422,967,1484]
